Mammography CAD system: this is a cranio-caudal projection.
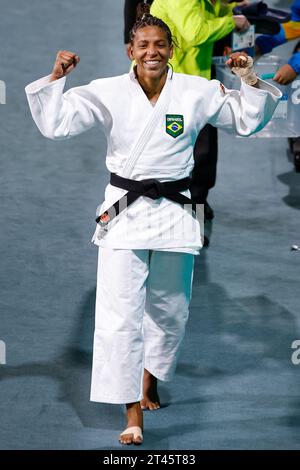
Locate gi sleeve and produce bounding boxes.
[25,75,108,140]
[207,78,282,136]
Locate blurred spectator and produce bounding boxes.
[256,0,300,84]
[124,0,143,57]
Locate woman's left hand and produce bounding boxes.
[226,52,258,86]
[226,51,248,69]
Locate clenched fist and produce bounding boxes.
[50,50,80,82]
[226,52,258,86]
[226,51,249,69]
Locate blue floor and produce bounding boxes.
[1,0,300,450]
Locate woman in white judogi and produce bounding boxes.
[25,9,281,445]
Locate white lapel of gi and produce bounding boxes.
[122,67,173,179]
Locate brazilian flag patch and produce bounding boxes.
[166,114,184,138]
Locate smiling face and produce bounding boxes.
[129,26,173,80]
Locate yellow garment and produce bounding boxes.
[282,21,300,41]
[151,0,235,79]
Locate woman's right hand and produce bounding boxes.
[50,50,80,82]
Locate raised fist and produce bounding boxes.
[226,52,258,86]
[226,51,249,69]
[50,50,80,82]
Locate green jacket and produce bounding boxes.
[150,0,235,79]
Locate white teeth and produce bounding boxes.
[145,61,160,64]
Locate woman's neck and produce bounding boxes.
[135,68,168,101]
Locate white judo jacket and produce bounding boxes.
[25,68,281,253]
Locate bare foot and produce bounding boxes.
[119,402,143,445]
[140,369,161,411]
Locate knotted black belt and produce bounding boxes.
[95,173,196,226]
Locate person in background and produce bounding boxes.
[255,0,300,172]
[255,0,300,85]
[124,0,144,57]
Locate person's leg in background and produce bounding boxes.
[190,45,231,234]
[190,123,218,221]
[142,250,194,410]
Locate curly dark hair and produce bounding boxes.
[129,2,173,46]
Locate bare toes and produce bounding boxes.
[141,399,161,411]
[149,403,160,411]
[133,437,143,445]
[119,434,134,445]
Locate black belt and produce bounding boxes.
[95,173,196,225]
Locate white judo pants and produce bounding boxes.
[90,247,194,404]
